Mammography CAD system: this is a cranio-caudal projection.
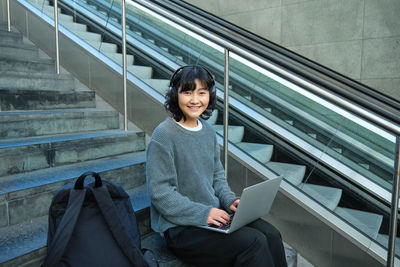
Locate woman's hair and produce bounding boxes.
[164,65,216,121]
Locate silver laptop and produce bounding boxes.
[199,176,283,234]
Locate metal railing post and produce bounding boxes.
[223,49,229,179]
[122,0,128,131]
[387,136,400,267]
[54,0,60,74]
[6,0,11,32]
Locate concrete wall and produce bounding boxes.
[185,0,400,101]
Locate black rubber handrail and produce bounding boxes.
[152,0,400,125]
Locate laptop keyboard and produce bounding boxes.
[210,213,235,230]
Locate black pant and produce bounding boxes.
[164,219,287,267]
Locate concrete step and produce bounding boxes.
[0,43,40,60]
[143,78,169,94]
[0,109,120,139]
[265,161,306,186]
[0,151,146,228]
[87,41,118,53]
[0,130,145,177]
[334,207,383,239]
[0,56,55,73]
[0,179,149,266]
[236,142,274,164]
[127,65,153,79]
[0,71,75,91]
[298,183,342,210]
[104,52,134,65]
[0,89,95,111]
[0,30,23,45]
[213,124,245,144]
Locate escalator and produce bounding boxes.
[9,0,400,265]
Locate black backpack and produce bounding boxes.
[42,171,148,267]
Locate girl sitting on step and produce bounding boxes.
[146,65,287,267]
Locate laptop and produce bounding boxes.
[199,176,283,234]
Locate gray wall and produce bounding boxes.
[185,0,400,101]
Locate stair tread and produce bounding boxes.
[0,70,73,80]
[0,109,117,116]
[0,185,149,264]
[0,41,38,51]
[299,183,342,210]
[0,151,146,196]
[334,207,383,239]
[0,129,142,149]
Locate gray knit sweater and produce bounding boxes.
[146,117,237,233]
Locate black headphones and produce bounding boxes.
[168,65,216,94]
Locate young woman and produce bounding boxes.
[146,65,287,267]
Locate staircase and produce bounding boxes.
[0,21,156,266]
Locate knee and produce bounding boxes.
[269,225,283,241]
[252,232,269,251]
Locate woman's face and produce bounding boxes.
[178,79,210,127]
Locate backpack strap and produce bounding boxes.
[42,188,86,267]
[90,185,148,267]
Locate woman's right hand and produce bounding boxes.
[207,208,231,227]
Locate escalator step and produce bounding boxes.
[308,133,317,139]
[334,207,383,239]
[87,41,117,53]
[332,147,343,154]
[213,124,245,144]
[359,163,370,170]
[265,162,305,186]
[236,142,273,164]
[127,65,153,79]
[209,110,218,125]
[298,183,342,210]
[143,79,169,94]
[104,52,134,65]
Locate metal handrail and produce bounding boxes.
[6,0,11,31]
[122,0,128,131]
[54,0,60,74]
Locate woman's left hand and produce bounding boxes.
[229,199,240,212]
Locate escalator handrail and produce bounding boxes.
[137,0,400,136]
[153,0,400,126]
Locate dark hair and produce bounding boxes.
[164,65,216,122]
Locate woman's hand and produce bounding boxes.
[207,208,230,227]
[229,199,240,212]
